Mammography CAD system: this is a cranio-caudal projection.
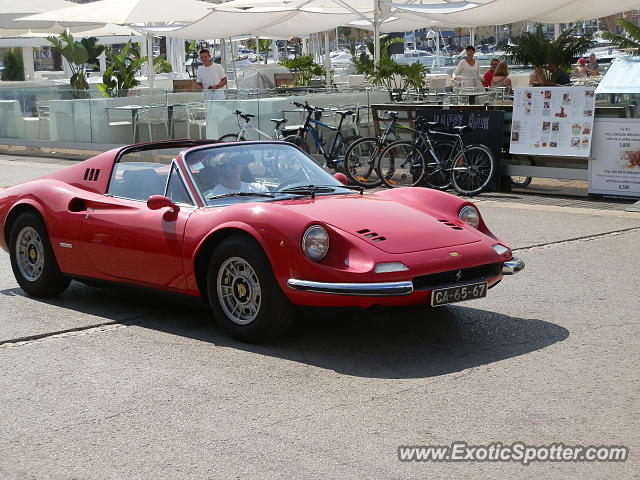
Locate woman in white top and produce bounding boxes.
[453,45,483,89]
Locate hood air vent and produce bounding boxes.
[438,219,463,231]
[356,228,386,243]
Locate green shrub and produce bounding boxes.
[1,49,25,81]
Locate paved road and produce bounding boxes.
[0,155,638,479]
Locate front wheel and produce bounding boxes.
[218,134,245,142]
[450,144,495,196]
[343,137,384,188]
[510,176,533,187]
[9,211,70,297]
[207,235,295,343]
[377,140,427,188]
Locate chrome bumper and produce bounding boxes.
[502,256,525,275]
[287,279,413,296]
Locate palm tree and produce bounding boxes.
[504,25,594,85]
[602,18,640,55]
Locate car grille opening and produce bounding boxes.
[412,262,502,290]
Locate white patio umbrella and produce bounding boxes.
[18,0,213,87]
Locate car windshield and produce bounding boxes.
[185,142,352,206]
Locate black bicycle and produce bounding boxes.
[377,120,496,196]
[284,101,360,170]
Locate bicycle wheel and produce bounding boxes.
[283,134,310,154]
[450,144,495,196]
[510,176,533,187]
[330,134,360,173]
[422,140,455,190]
[218,134,245,142]
[343,137,384,188]
[378,140,427,188]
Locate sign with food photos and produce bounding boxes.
[509,86,596,157]
[588,118,640,197]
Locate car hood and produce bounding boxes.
[280,194,481,254]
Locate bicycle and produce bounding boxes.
[284,101,360,170]
[218,110,289,142]
[377,120,496,196]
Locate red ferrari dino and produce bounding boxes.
[0,140,523,342]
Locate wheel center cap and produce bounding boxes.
[28,245,38,264]
[233,277,250,304]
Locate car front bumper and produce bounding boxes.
[287,256,524,297]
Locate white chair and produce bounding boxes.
[186,102,206,139]
[137,104,169,141]
[36,101,50,140]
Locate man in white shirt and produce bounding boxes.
[196,48,227,100]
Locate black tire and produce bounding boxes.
[218,134,245,142]
[421,140,455,190]
[283,134,310,154]
[343,137,383,188]
[207,235,295,343]
[377,140,427,188]
[510,176,533,187]
[9,211,70,297]
[450,144,495,196]
[330,134,360,173]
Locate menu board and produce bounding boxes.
[509,87,596,157]
[588,118,640,197]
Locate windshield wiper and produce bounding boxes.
[207,192,275,200]
[275,184,362,199]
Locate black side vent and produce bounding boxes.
[438,219,464,231]
[84,168,101,182]
[356,228,386,243]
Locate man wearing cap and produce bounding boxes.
[196,48,227,100]
[207,152,268,196]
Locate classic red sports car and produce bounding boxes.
[0,140,523,342]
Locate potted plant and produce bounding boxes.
[350,36,428,101]
[602,18,640,55]
[278,55,324,86]
[98,41,147,97]
[504,25,594,86]
[47,32,101,98]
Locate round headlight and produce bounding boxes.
[459,205,480,229]
[302,225,329,261]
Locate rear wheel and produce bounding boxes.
[343,137,384,187]
[283,134,310,154]
[330,134,360,172]
[9,211,70,297]
[450,144,495,196]
[218,134,245,142]
[378,140,427,188]
[422,140,455,190]
[207,235,295,343]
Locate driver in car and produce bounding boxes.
[207,152,268,197]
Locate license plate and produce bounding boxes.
[431,282,487,307]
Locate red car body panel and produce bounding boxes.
[0,141,515,309]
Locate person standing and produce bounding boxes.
[453,45,483,89]
[483,58,500,87]
[195,48,227,100]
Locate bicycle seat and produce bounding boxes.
[270,118,288,126]
[335,110,354,118]
[385,111,399,118]
[453,125,473,133]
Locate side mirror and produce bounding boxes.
[333,172,348,186]
[147,195,179,212]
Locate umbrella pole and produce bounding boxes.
[324,30,331,88]
[146,33,155,90]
